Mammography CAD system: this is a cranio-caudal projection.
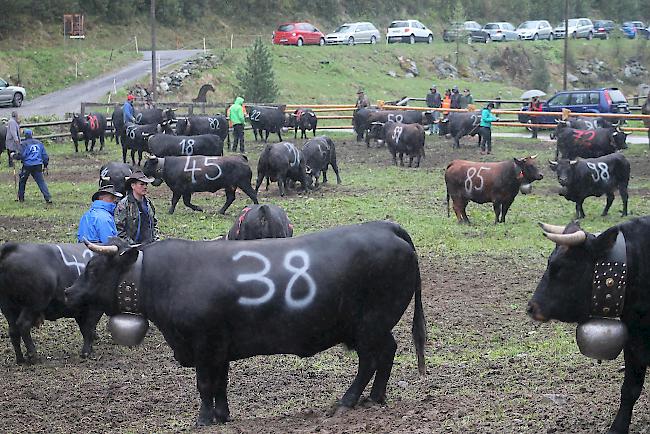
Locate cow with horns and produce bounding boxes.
[529,217,650,434]
[549,153,630,219]
[70,113,107,153]
[225,204,294,240]
[64,221,426,427]
[445,156,543,224]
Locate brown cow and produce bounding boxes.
[445,156,543,224]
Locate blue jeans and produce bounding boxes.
[429,111,440,134]
[18,164,51,202]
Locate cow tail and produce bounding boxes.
[392,224,426,375]
[446,188,450,218]
[412,267,426,375]
[0,243,18,276]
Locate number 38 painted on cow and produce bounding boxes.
[233,250,317,309]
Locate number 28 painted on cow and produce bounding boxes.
[233,250,317,309]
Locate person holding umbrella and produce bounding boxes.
[521,90,546,139]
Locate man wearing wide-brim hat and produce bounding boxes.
[77,185,123,244]
[115,170,159,245]
[355,88,369,109]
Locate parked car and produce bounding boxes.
[0,78,25,107]
[470,22,518,43]
[620,21,650,39]
[442,21,481,42]
[553,18,594,39]
[516,20,554,40]
[592,20,615,39]
[518,88,630,125]
[326,22,380,45]
[386,19,434,44]
[272,22,325,46]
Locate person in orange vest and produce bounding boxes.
[442,89,452,117]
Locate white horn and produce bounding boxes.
[543,230,587,246]
[84,240,119,255]
[538,222,566,234]
[530,154,538,159]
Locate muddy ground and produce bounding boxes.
[1,134,649,433]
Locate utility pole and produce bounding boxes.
[563,0,568,90]
[151,0,157,103]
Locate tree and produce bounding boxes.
[530,55,550,92]
[235,37,279,103]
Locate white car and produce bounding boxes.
[553,18,595,39]
[326,22,380,45]
[517,20,554,40]
[0,78,26,107]
[386,20,434,44]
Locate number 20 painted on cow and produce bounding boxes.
[233,250,317,309]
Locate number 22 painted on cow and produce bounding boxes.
[233,250,317,309]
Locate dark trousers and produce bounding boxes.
[7,150,14,167]
[233,124,244,152]
[479,127,492,153]
[18,164,51,202]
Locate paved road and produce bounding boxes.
[0,50,202,119]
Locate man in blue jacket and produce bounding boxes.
[12,129,52,203]
[123,94,136,124]
[77,185,123,243]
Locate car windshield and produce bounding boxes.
[335,25,351,33]
[608,89,627,103]
[568,19,579,26]
[277,24,294,32]
[518,22,537,29]
[389,21,409,28]
[485,24,500,29]
[0,79,7,87]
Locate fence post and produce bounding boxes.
[230,34,234,49]
[80,102,86,117]
[189,104,194,116]
[135,36,139,53]
[203,37,206,53]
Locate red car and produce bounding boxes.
[273,22,325,46]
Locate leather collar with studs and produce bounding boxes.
[116,251,144,315]
[591,231,627,319]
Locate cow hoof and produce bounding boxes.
[80,350,91,359]
[193,207,203,212]
[601,212,609,217]
[26,353,40,364]
[214,411,230,423]
[15,356,26,365]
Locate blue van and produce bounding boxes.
[518,88,630,125]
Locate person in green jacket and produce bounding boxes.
[479,102,499,155]
[230,96,246,152]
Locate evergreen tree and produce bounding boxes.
[235,37,279,103]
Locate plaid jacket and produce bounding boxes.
[115,193,159,244]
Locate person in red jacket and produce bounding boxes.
[529,96,543,138]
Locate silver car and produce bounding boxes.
[517,20,554,40]
[326,22,380,45]
[0,78,26,107]
[472,22,518,42]
[553,18,595,39]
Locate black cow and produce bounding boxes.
[549,153,630,218]
[255,142,312,196]
[286,108,317,139]
[99,162,133,195]
[136,107,176,125]
[556,127,628,160]
[552,116,616,140]
[364,110,432,145]
[302,136,342,187]
[111,106,125,146]
[369,121,425,168]
[352,107,377,142]
[226,204,293,240]
[148,134,223,158]
[438,112,481,149]
[143,155,259,214]
[0,243,103,364]
[65,220,426,426]
[528,217,650,434]
[123,122,172,166]
[175,115,230,148]
[70,113,107,152]
[249,105,286,142]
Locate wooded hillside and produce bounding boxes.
[2,0,649,40]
